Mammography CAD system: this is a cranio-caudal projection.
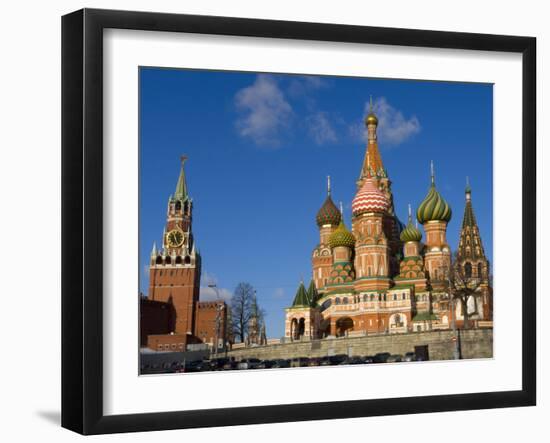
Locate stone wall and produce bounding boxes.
[227,328,493,361]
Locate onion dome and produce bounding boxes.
[416,184,452,223]
[400,221,422,242]
[316,176,342,227]
[316,195,341,227]
[352,178,390,216]
[328,220,356,249]
[416,162,452,223]
[401,204,422,242]
[417,183,452,224]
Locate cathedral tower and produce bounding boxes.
[148,156,201,336]
[456,179,492,320]
[396,204,428,291]
[356,99,403,276]
[417,162,452,289]
[352,174,391,291]
[328,204,356,286]
[312,176,341,290]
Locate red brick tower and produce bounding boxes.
[148,156,201,337]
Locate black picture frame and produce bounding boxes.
[61,8,536,435]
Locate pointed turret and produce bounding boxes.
[174,155,189,201]
[307,279,319,307]
[291,281,311,308]
[150,241,157,257]
[359,98,385,180]
[457,180,486,262]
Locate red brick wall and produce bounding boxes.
[148,265,200,335]
[194,301,227,346]
[140,298,174,346]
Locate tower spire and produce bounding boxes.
[174,155,188,200]
[430,160,435,185]
[327,175,331,196]
[408,203,412,223]
[339,201,344,217]
[360,97,383,181]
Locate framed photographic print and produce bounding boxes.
[61,8,536,435]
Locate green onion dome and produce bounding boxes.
[316,195,341,227]
[328,220,356,249]
[400,220,422,242]
[417,183,452,223]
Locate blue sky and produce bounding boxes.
[139,67,493,339]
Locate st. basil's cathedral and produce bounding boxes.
[285,103,493,341]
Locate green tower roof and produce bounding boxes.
[291,282,311,308]
[307,279,319,307]
[174,155,189,201]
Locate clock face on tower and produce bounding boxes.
[166,229,184,248]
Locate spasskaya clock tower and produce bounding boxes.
[148,156,201,336]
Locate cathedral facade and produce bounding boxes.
[285,105,492,341]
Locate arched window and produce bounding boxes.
[184,201,189,214]
[165,256,171,265]
[370,294,375,301]
[155,256,163,265]
[184,256,191,265]
[335,297,341,305]
[175,256,183,265]
[477,263,483,279]
[342,297,348,304]
[321,299,332,311]
[175,201,181,212]
[464,262,472,278]
[363,294,368,302]
[402,293,407,300]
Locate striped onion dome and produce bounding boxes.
[417,183,452,223]
[328,220,356,249]
[316,195,341,227]
[352,178,390,216]
[400,220,422,242]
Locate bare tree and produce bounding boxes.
[230,282,255,343]
[447,252,484,329]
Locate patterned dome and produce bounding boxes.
[400,221,422,242]
[417,183,452,223]
[328,220,356,249]
[352,178,390,216]
[316,195,341,227]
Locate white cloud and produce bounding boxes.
[307,112,338,145]
[199,271,233,302]
[235,75,293,147]
[353,97,421,146]
[272,288,286,299]
[287,75,329,97]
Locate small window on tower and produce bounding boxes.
[175,201,181,211]
[184,256,191,265]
